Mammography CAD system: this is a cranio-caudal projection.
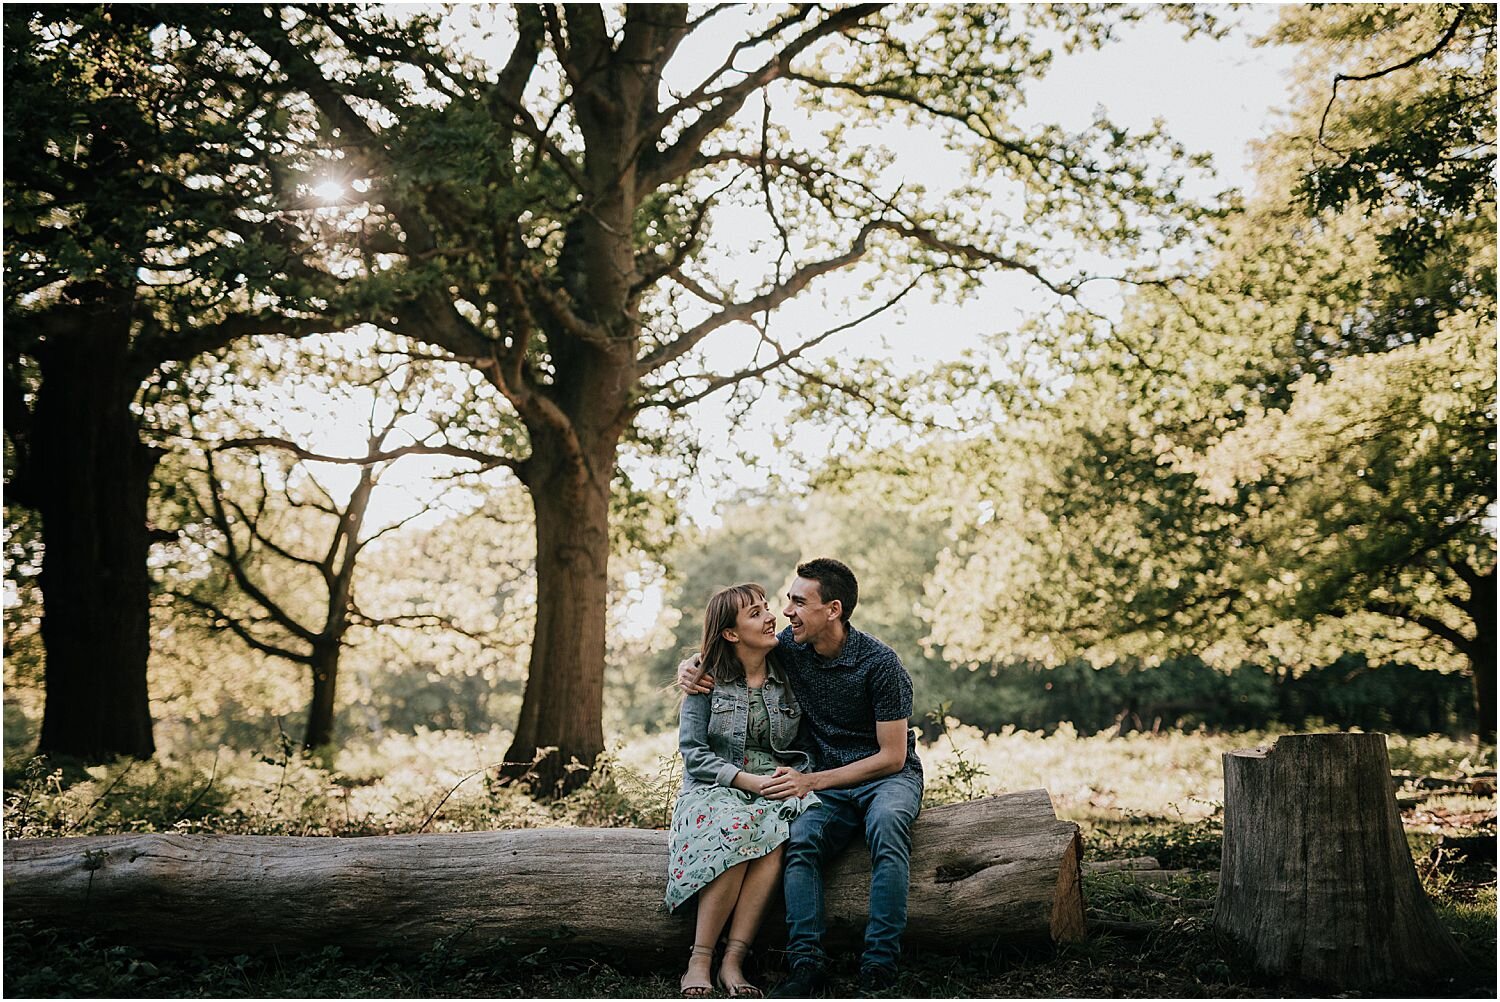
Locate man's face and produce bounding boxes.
[784,576,840,647]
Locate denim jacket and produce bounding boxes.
[677,658,811,793]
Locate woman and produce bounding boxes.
[665,583,818,998]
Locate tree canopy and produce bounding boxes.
[3,5,367,759]
[924,3,1496,732]
[5,3,1489,772]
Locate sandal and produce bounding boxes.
[680,944,714,998]
[718,938,763,998]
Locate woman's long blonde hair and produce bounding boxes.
[699,583,768,686]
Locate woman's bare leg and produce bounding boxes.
[681,862,749,994]
[720,846,785,993]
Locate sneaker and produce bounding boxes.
[856,966,898,998]
[768,964,827,999]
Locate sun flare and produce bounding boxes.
[309,180,345,205]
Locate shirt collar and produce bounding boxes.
[827,625,863,667]
[788,624,862,668]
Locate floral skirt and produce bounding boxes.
[663,785,819,912]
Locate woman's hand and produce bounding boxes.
[677,654,713,694]
[761,766,818,800]
[731,771,771,796]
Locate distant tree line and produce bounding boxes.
[927,655,1476,740]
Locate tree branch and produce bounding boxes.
[630,176,732,296]
[1365,599,1476,656]
[217,488,332,585]
[635,219,889,376]
[1448,557,1488,594]
[637,204,1082,380]
[1316,10,1468,155]
[200,454,322,646]
[215,436,522,475]
[174,592,313,665]
[351,504,433,557]
[639,4,886,192]
[347,605,487,643]
[634,267,934,412]
[522,273,615,347]
[483,6,588,188]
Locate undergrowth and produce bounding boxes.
[4,726,1494,997]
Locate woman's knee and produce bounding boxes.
[747,843,784,872]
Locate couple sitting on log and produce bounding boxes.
[667,557,924,998]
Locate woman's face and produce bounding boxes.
[726,592,778,651]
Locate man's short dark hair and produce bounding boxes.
[797,557,857,624]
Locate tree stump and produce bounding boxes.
[1214,732,1464,988]
[3,788,1084,960]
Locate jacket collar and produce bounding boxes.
[725,656,790,687]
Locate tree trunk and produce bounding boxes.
[2,789,1084,960]
[32,318,156,762]
[1214,732,1463,988]
[500,431,613,795]
[303,463,372,753]
[303,643,340,752]
[1462,567,1495,742]
[1271,661,1302,729]
[1471,644,1495,744]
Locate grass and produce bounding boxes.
[4,724,1495,997]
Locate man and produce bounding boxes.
[679,557,923,998]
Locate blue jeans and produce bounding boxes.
[782,769,923,972]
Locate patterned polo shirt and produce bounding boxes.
[774,624,923,778]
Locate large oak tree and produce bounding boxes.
[3,6,362,760]
[257,3,1211,790]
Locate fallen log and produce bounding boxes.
[1088,917,1165,937]
[1099,867,1218,884]
[1083,856,1160,873]
[4,788,1084,959]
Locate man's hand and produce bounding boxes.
[761,765,818,800]
[676,654,713,694]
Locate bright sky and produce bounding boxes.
[276,4,1299,540]
[668,5,1299,525]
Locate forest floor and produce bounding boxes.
[4,725,1495,998]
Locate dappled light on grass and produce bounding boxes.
[922,720,1231,822]
[7,725,1489,843]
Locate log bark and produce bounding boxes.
[1214,732,1464,988]
[3,789,1083,960]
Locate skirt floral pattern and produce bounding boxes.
[664,689,818,912]
[663,785,818,912]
